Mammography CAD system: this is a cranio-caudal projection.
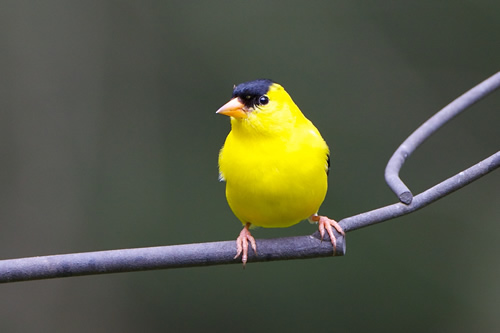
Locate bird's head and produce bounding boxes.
[216,79,306,135]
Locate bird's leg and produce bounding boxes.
[234,222,257,266]
[309,215,345,255]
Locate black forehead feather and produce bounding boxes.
[232,79,274,99]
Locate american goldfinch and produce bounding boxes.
[217,79,344,265]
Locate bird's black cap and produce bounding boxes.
[232,79,274,108]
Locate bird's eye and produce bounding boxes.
[258,95,269,106]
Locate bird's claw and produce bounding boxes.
[235,223,257,267]
[311,215,345,255]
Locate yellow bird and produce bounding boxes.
[217,79,344,265]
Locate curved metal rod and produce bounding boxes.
[0,73,498,283]
[385,72,500,204]
[342,151,499,232]
[0,151,497,283]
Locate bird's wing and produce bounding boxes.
[326,153,331,176]
[218,172,225,182]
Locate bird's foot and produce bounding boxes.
[235,223,257,267]
[310,215,345,255]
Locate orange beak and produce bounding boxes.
[216,98,248,118]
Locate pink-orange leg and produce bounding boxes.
[310,215,345,254]
[235,222,257,266]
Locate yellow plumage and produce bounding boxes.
[216,79,343,265]
[218,83,329,228]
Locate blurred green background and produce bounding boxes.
[1,1,499,332]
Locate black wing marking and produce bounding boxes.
[326,153,330,176]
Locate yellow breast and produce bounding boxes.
[219,118,329,228]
